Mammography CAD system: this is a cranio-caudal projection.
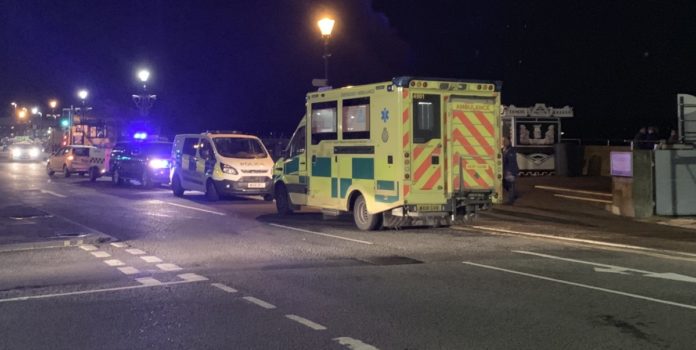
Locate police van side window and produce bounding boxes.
[342,97,370,140]
[310,101,337,144]
[289,126,306,157]
[413,94,441,143]
[182,138,198,157]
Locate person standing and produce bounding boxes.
[502,137,519,204]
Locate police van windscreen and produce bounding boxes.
[212,138,268,159]
[143,143,172,157]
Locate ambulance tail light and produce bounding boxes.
[220,163,238,175]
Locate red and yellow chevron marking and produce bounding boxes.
[450,109,497,190]
[412,144,444,190]
[402,89,410,148]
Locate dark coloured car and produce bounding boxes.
[109,141,173,188]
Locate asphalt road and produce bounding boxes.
[1,159,696,349]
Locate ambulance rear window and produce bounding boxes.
[413,94,441,143]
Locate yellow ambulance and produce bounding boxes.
[273,77,502,230]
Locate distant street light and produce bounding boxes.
[31,107,39,115]
[49,100,58,118]
[133,68,157,117]
[78,89,89,100]
[317,17,335,85]
[73,89,89,145]
[18,108,27,119]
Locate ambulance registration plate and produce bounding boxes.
[417,204,442,212]
[247,183,266,188]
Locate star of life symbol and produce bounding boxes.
[381,108,389,123]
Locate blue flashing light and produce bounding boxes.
[133,132,148,140]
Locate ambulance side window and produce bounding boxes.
[413,94,441,143]
[342,97,370,140]
[289,126,306,157]
[310,101,337,145]
[182,138,198,157]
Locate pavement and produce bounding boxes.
[2,159,696,349]
[476,176,696,255]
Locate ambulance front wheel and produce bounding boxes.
[274,183,294,215]
[353,195,382,231]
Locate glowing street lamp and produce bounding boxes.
[31,107,39,115]
[18,108,27,119]
[133,68,157,116]
[78,89,89,101]
[49,99,58,118]
[317,17,335,84]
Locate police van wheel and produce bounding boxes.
[141,172,152,188]
[274,184,294,215]
[89,167,99,182]
[171,175,185,197]
[205,180,220,202]
[353,195,382,231]
[112,169,124,186]
[63,165,71,178]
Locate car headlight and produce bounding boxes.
[11,148,22,158]
[220,163,238,175]
[29,148,40,158]
[148,159,170,169]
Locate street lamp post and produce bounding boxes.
[132,69,157,117]
[317,17,335,85]
[73,89,89,145]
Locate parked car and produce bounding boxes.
[170,131,273,201]
[47,145,93,177]
[109,141,173,187]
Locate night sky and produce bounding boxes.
[2,0,695,140]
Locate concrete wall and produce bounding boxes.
[583,145,631,176]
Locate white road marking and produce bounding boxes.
[152,200,226,216]
[0,278,205,303]
[285,314,327,330]
[39,189,67,198]
[90,251,111,258]
[269,223,374,245]
[554,193,613,204]
[79,244,98,251]
[117,266,140,275]
[104,259,125,267]
[156,263,182,272]
[177,273,208,282]
[463,261,696,311]
[125,248,146,255]
[136,277,162,286]
[110,242,128,248]
[469,225,696,259]
[334,337,380,350]
[534,185,613,197]
[243,296,277,309]
[211,283,238,293]
[514,250,696,283]
[141,256,163,263]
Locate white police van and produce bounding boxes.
[170,131,274,201]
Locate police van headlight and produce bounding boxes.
[29,148,40,158]
[220,163,238,175]
[11,148,22,158]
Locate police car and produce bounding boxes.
[170,132,274,201]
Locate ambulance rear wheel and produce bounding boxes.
[353,195,382,231]
[274,184,294,215]
[171,174,184,197]
[205,180,220,202]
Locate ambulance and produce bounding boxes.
[272,77,503,230]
